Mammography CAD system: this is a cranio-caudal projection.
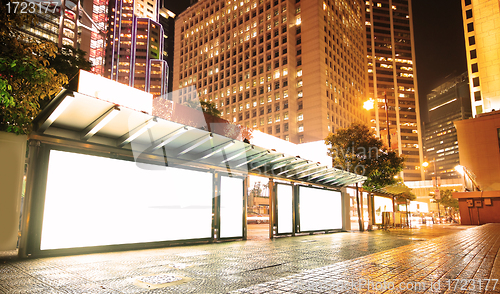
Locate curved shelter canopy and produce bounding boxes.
[33,90,365,189]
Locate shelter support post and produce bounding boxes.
[212,171,220,242]
[367,193,374,231]
[243,177,248,240]
[268,178,275,239]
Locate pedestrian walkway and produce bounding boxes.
[0,224,497,293]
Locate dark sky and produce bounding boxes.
[412,0,467,122]
[168,0,467,123]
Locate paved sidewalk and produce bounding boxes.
[233,224,500,294]
[0,224,497,293]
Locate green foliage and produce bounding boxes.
[185,100,221,118]
[325,123,405,191]
[432,189,459,210]
[48,45,92,91]
[200,100,221,118]
[0,7,68,134]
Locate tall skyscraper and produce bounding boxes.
[105,0,169,97]
[365,0,423,181]
[18,0,87,49]
[159,5,176,94]
[461,0,500,116]
[88,0,109,75]
[424,72,471,180]
[173,0,368,143]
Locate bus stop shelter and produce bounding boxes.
[18,71,365,257]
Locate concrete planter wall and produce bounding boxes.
[0,131,27,251]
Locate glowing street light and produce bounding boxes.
[363,98,375,111]
[454,165,465,175]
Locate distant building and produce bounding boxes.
[159,4,176,94]
[104,0,169,97]
[461,0,500,116]
[423,72,471,180]
[88,0,109,75]
[18,0,92,52]
[173,0,368,143]
[365,0,424,181]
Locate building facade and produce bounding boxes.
[173,0,368,143]
[105,0,169,97]
[423,72,471,180]
[424,73,472,180]
[19,0,87,49]
[365,0,423,181]
[159,5,176,94]
[461,0,500,117]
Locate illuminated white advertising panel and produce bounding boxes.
[277,184,293,234]
[374,196,394,224]
[219,176,244,238]
[298,186,342,232]
[41,150,213,250]
[77,70,153,114]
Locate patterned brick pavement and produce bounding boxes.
[0,224,497,293]
[231,224,500,293]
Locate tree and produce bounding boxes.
[48,45,93,91]
[325,123,405,191]
[0,7,68,134]
[325,123,405,230]
[432,189,459,218]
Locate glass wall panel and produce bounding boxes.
[277,184,293,234]
[220,176,244,238]
[298,186,342,231]
[41,150,213,250]
[374,196,394,224]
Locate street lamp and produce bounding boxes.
[363,99,375,111]
[364,92,391,150]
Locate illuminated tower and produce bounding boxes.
[105,0,168,97]
[365,0,424,181]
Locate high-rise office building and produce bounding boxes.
[105,0,169,97]
[88,0,109,75]
[19,0,89,49]
[461,0,500,116]
[159,5,176,94]
[173,0,368,143]
[424,72,471,180]
[365,0,423,181]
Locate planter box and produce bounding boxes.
[0,132,27,251]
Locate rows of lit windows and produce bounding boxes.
[320,0,367,131]
[175,0,297,138]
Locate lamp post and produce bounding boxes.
[423,160,441,223]
[363,92,391,150]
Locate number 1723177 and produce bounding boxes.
[6,2,60,14]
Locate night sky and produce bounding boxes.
[169,0,468,123]
[412,0,467,122]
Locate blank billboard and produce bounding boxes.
[277,184,293,234]
[298,186,342,232]
[219,176,244,238]
[41,150,213,250]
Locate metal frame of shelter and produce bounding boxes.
[19,90,365,257]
